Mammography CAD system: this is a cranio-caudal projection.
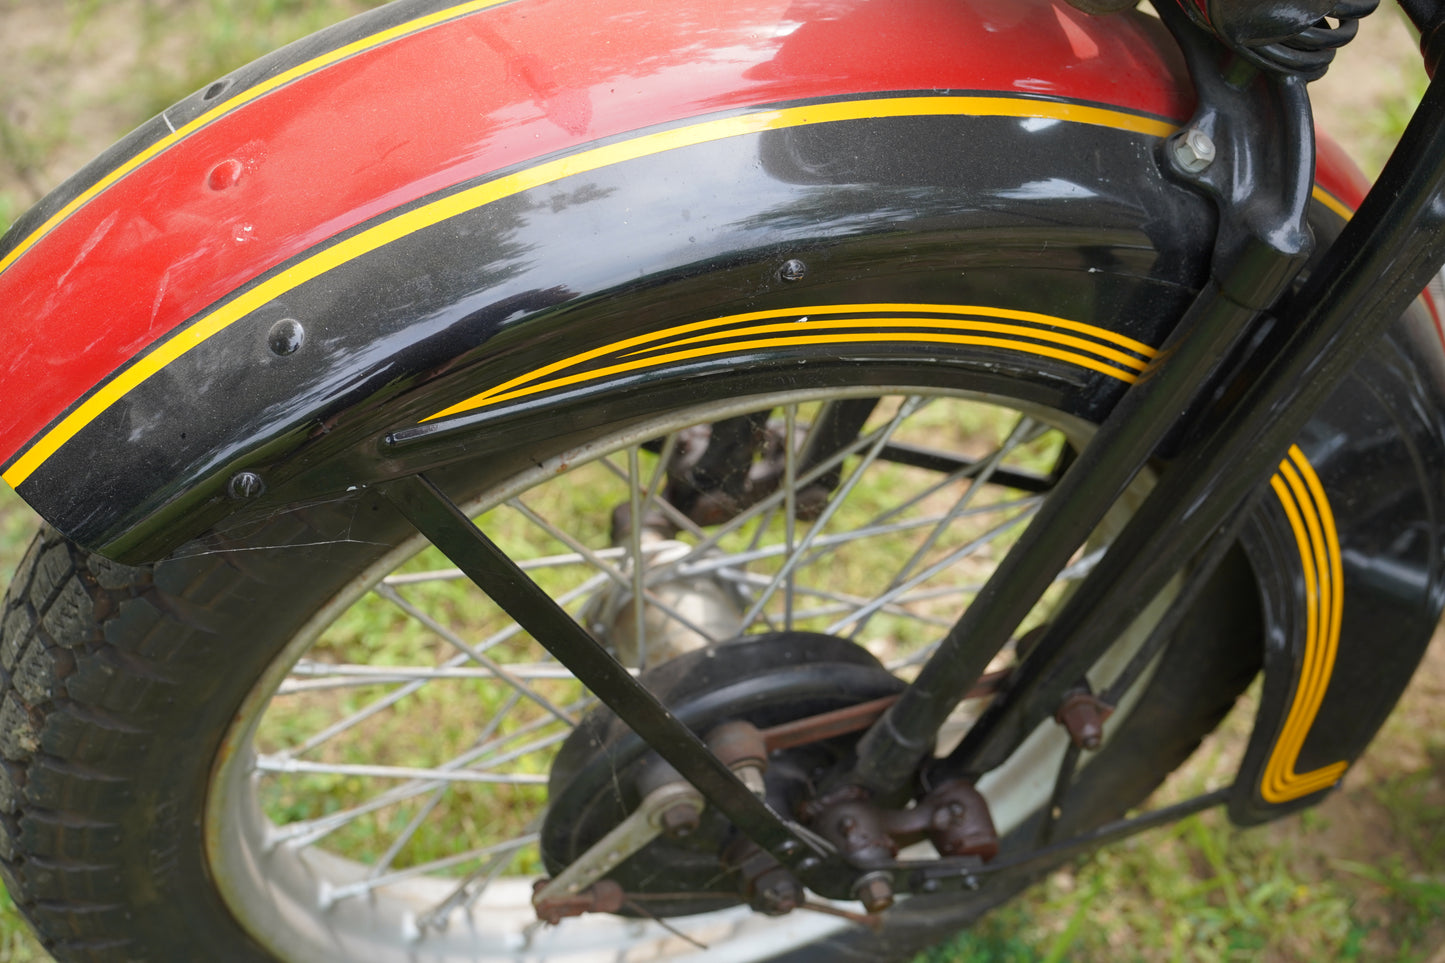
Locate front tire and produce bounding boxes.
[0,376,1261,962]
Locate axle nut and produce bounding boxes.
[659,800,702,840]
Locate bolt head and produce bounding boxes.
[659,801,701,840]
[1171,127,1217,174]
[855,876,895,914]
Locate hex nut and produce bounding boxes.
[1171,128,1217,174]
[855,875,895,913]
[659,800,702,840]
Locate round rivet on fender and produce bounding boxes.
[268,318,306,356]
[779,259,808,282]
[207,159,244,191]
[228,471,266,500]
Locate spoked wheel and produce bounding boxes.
[0,385,1261,963]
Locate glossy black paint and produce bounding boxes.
[19,110,1211,559]
[1177,0,1377,79]
[1401,0,1445,75]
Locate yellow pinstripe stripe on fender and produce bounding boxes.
[2,95,1174,488]
[423,303,1158,421]
[0,0,517,279]
[1261,445,1348,802]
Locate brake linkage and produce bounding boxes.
[532,674,1014,924]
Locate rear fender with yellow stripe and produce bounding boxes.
[0,0,1442,826]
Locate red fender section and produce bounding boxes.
[0,0,1196,489]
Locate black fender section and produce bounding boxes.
[1230,290,1445,823]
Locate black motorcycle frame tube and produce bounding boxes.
[842,22,1318,800]
[935,53,1445,790]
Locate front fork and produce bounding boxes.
[379,6,1445,904]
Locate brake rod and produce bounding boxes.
[380,473,854,897]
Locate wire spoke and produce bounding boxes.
[738,397,925,630]
[374,583,577,728]
[278,660,632,695]
[783,404,798,629]
[256,757,549,785]
[628,446,649,666]
[847,416,1045,639]
[505,498,723,644]
[825,500,1040,635]
[383,547,643,585]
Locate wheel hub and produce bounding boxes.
[540,632,905,918]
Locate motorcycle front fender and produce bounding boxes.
[0,0,1440,826]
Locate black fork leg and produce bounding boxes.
[937,64,1445,783]
[841,18,1320,800]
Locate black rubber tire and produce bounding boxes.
[0,414,1261,963]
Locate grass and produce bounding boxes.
[2,2,1445,962]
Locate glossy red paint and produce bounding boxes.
[0,0,1195,471]
[1312,132,1445,355]
[1314,132,1370,212]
